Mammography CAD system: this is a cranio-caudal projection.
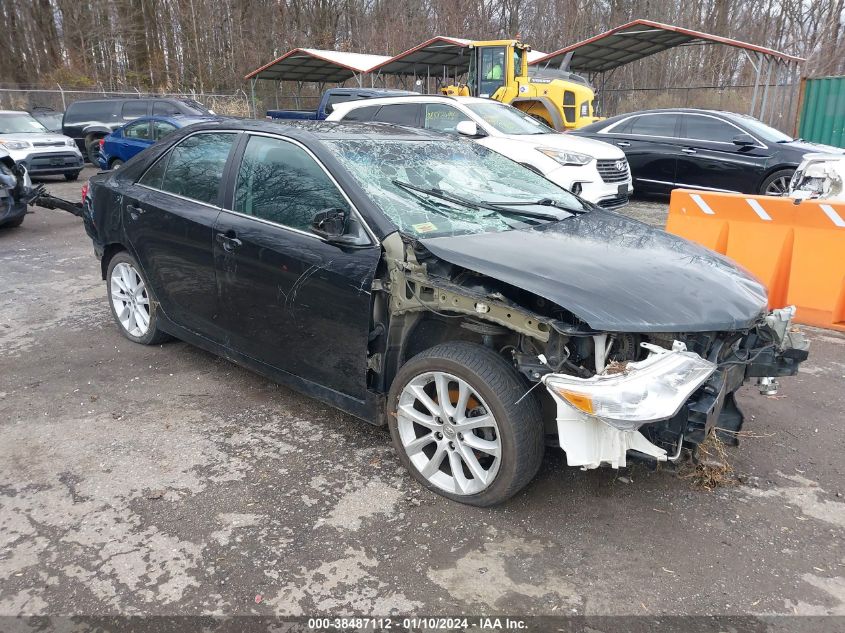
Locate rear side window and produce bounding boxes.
[64,101,118,123]
[152,120,178,140]
[373,104,420,127]
[121,101,149,119]
[683,115,741,143]
[142,132,236,205]
[153,101,181,116]
[342,105,379,122]
[628,114,679,138]
[233,135,349,232]
[325,93,359,111]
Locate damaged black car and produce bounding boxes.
[0,148,32,228]
[81,120,809,506]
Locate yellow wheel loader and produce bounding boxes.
[440,40,600,131]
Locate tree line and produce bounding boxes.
[1,0,842,96]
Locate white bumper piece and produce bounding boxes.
[542,345,717,469]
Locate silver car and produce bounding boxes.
[0,110,84,181]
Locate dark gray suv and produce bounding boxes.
[62,98,211,163]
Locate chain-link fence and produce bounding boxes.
[597,82,801,134]
[0,85,252,118]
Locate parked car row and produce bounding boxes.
[80,119,808,505]
[572,108,844,196]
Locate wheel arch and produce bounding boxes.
[100,242,127,279]
[510,97,566,131]
[757,163,798,193]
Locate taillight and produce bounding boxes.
[99,139,105,147]
[81,183,88,203]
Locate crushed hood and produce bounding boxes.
[421,209,768,333]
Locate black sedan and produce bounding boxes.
[572,108,843,196]
[81,119,806,505]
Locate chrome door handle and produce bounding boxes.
[216,233,242,252]
[682,148,697,154]
[126,204,145,214]
[616,141,630,147]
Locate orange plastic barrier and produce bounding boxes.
[666,189,845,332]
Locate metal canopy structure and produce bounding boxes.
[245,48,390,84]
[369,35,547,76]
[531,19,802,73]
[530,19,805,128]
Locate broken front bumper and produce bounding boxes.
[542,307,810,469]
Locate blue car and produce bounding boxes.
[98,115,212,170]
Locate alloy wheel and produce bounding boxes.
[396,371,501,496]
[765,175,791,196]
[110,262,151,337]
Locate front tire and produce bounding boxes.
[106,252,170,345]
[388,341,544,506]
[760,169,794,196]
[1,214,24,228]
[64,171,80,182]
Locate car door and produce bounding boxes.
[600,113,682,194]
[121,100,150,123]
[119,120,154,161]
[124,131,238,341]
[675,113,769,193]
[213,133,381,399]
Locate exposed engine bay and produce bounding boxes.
[368,232,810,469]
[0,152,32,226]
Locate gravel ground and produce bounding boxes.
[1,169,844,624]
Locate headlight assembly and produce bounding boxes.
[537,147,592,166]
[65,138,77,147]
[0,140,31,150]
[543,350,716,430]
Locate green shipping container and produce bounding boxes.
[798,76,845,148]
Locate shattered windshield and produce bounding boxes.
[327,138,587,238]
[467,102,553,135]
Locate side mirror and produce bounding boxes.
[456,120,486,138]
[311,208,347,239]
[324,103,334,115]
[732,134,757,147]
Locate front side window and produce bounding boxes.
[233,135,349,232]
[327,138,588,239]
[683,115,740,143]
[141,132,235,204]
[124,120,151,140]
[423,104,471,134]
[121,101,149,119]
[627,114,679,138]
[466,102,551,135]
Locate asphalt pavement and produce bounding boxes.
[1,168,844,623]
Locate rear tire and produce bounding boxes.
[64,171,80,181]
[109,159,124,170]
[388,341,544,506]
[86,139,103,164]
[760,169,794,196]
[106,251,171,345]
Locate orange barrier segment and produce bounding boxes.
[666,189,845,332]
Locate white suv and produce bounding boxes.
[328,95,633,208]
[0,110,84,181]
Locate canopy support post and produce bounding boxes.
[759,57,774,122]
[250,77,257,119]
[749,53,762,117]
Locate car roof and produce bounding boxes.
[126,115,217,126]
[0,110,33,115]
[333,95,494,111]
[183,118,448,141]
